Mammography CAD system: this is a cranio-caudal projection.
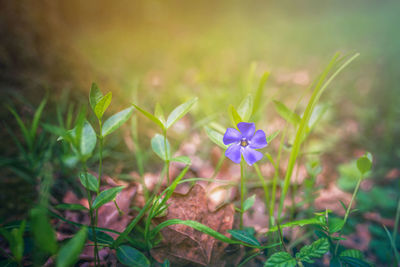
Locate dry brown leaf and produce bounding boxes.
[150,184,236,267]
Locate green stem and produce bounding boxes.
[393,197,400,244]
[163,129,170,185]
[254,163,269,212]
[82,162,99,267]
[240,160,246,229]
[269,127,287,226]
[334,175,363,255]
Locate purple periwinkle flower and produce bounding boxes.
[223,122,268,166]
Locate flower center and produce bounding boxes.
[240,139,248,147]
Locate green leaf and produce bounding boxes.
[116,245,150,267]
[8,106,32,150]
[30,97,47,140]
[166,97,198,129]
[340,256,371,267]
[89,82,103,110]
[204,126,227,149]
[328,217,344,234]
[94,92,112,120]
[237,95,253,122]
[171,156,191,165]
[79,172,99,192]
[9,220,25,263]
[229,104,242,127]
[264,252,296,267]
[132,104,165,130]
[55,203,88,211]
[154,102,166,124]
[243,194,256,212]
[93,186,124,210]
[273,100,300,126]
[266,130,280,143]
[151,134,171,161]
[56,227,87,267]
[151,219,279,249]
[268,215,326,232]
[30,207,58,255]
[88,229,114,246]
[227,229,260,246]
[102,107,134,137]
[296,238,329,263]
[340,249,364,259]
[357,153,372,175]
[80,121,97,159]
[253,72,270,116]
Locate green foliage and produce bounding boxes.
[102,107,134,137]
[0,221,26,263]
[296,238,329,263]
[132,103,165,130]
[264,252,296,267]
[204,126,227,149]
[229,104,242,127]
[89,83,103,110]
[56,227,87,267]
[116,245,150,267]
[79,172,99,192]
[30,207,58,255]
[88,229,114,246]
[170,155,191,165]
[94,92,112,120]
[165,97,198,129]
[237,94,253,122]
[328,217,345,234]
[273,100,300,126]
[55,203,88,211]
[92,186,124,209]
[356,152,373,175]
[227,229,260,246]
[151,134,171,161]
[243,194,256,212]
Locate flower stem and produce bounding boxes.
[334,174,363,255]
[240,160,246,229]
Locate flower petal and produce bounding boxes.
[242,147,263,166]
[237,122,255,139]
[249,130,268,149]
[225,143,242,164]
[223,128,242,145]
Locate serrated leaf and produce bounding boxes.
[357,153,372,175]
[266,130,280,143]
[55,203,88,211]
[92,186,124,210]
[94,92,112,120]
[204,126,227,149]
[328,217,344,234]
[237,95,253,122]
[151,134,171,161]
[116,245,150,267]
[30,207,58,255]
[79,172,99,192]
[243,194,256,211]
[56,227,87,267]
[229,104,242,127]
[171,156,191,165]
[154,102,166,124]
[132,104,165,129]
[340,249,364,259]
[227,229,260,246]
[89,83,103,110]
[296,238,329,263]
[340,256,371,267]
[166,97,198,129]
[102,107,134,137]
[273,100,301,126]
[88,229,114,246]
[264,252,296,267]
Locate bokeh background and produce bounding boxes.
[1,0,400,265]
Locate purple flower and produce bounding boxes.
[223,122,268,166]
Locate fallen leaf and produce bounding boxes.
[150,184,236,266]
